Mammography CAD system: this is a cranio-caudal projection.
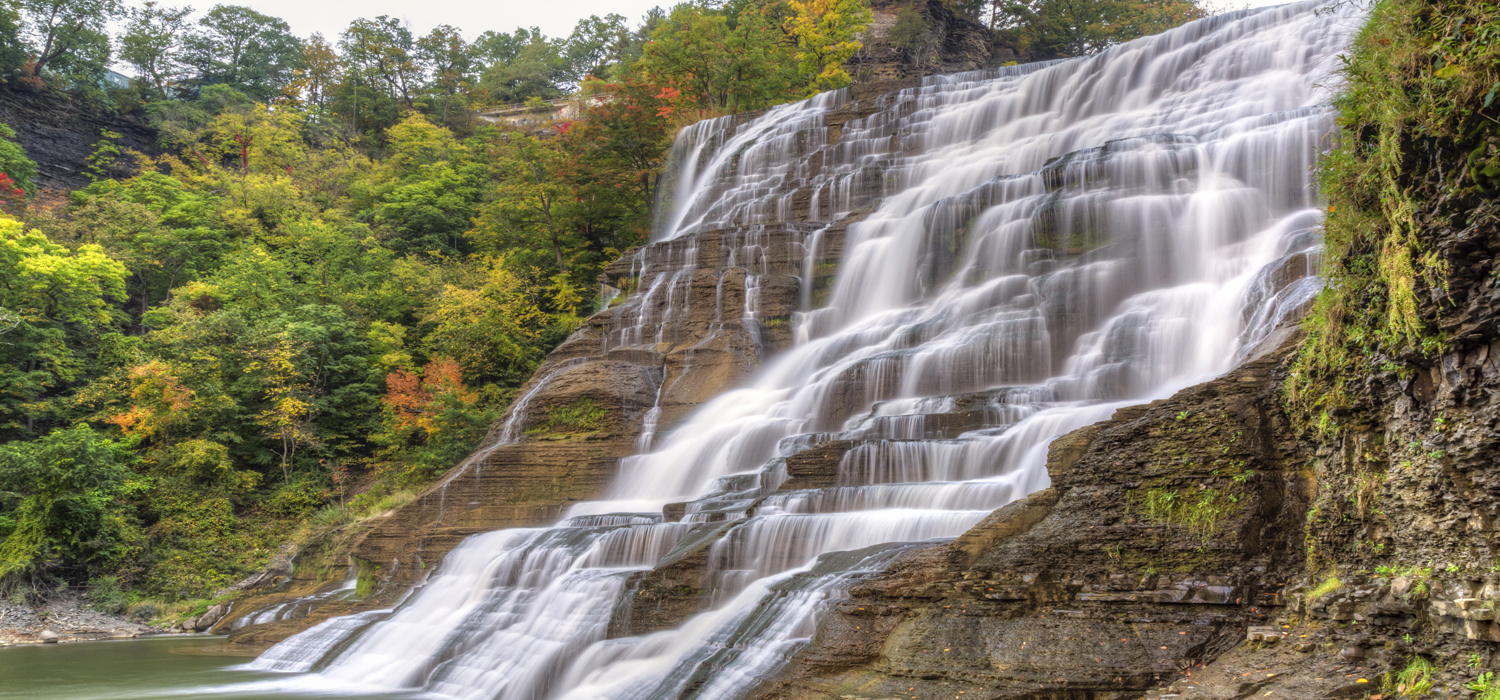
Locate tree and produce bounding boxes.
[420,257,550,388]
[340,16,423,108]
[563,14,629,86]
[416,25,474,123]
[284,32,338,111]
[479,35,567,104]
[118,1,193,99]
[183,4,302,101]
[0,214,127,436]
[784,0,873,93]
[564,78,674,266]
[472,26,541,68]
[0,426,136,586]
[370,114,482,256]
[0,4,27,80]
[634,3,801,114]
[102,359,195,444]
[1113,0,1210,40]
[67,172,228,322]
[15,0,118,85]
[995,0,1207,58]
[248,333,316,483]
[473,131,577,274]
[372,356,495,484]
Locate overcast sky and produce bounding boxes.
[122,0,1283,43]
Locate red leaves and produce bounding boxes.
[654,86,682,117]
[0,173,23,213]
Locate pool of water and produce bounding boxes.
[0,636,425,700]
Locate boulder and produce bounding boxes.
[193,605,225,632]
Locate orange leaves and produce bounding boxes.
[383,356,476,440]
[654,86,682,118]
[104,360,195,442]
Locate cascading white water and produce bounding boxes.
[247,4,1359,699]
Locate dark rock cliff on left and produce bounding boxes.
[0,86,159,191]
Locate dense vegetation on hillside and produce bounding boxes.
[0,0,1208,615]
[1290,0,1499,434]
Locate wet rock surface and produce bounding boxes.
[744,343,1310,700]
[222,13,1499,691]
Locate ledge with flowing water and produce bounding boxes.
[225,3,1368,698]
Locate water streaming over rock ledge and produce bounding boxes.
[248,4,1358,699]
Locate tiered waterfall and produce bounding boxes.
[247,4,1358,699]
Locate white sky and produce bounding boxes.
[122,0,1284,44]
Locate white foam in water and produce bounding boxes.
[247,4,1359,699]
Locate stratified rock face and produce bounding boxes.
[1281,112,1500,650]
[223,76,930,641]
[0,86,159,191]
[344,219,861,596]
[852,0,1010,82]
[747,346,1310,700]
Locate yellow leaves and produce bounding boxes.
[784,0,873,93]
[203,103,307,174]
[422,256,551,383]
[1433,63,1462,78]
[105,359,197,442]
[0,214,128,326]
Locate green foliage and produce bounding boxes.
[1136,486,1232,543]
[183,4,303,101]
[1287,0,1500,437]
[354,557,379,598]
[785,0,873,93]
[1385,655,1436,697]
[118,2,194,99]
[1469,672,1500,700]
[529,397,608,435]
[633,2,806,115]
[84,129,125,182]
[889,6,934,50]
[0,426,138,587]
[0,4,26,80]
[0,124,37,196]
[1306,575,1342,603]
[994,0,1208,58]
[85,574,130,614]
[0,0,892,606]
[15,0,119,89]
[0,215,128,434]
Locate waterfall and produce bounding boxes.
[247,4,1359,699]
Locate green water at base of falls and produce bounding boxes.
[0,637,414,700]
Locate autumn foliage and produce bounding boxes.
[382,357,474,441]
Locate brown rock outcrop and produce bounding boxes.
[851,0,1013,82]
[744,341,1311,700]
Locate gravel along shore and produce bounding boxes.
[0,593,157,645]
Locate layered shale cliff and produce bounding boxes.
[0,85,158,191]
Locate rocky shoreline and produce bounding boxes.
[0,594,157,646]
